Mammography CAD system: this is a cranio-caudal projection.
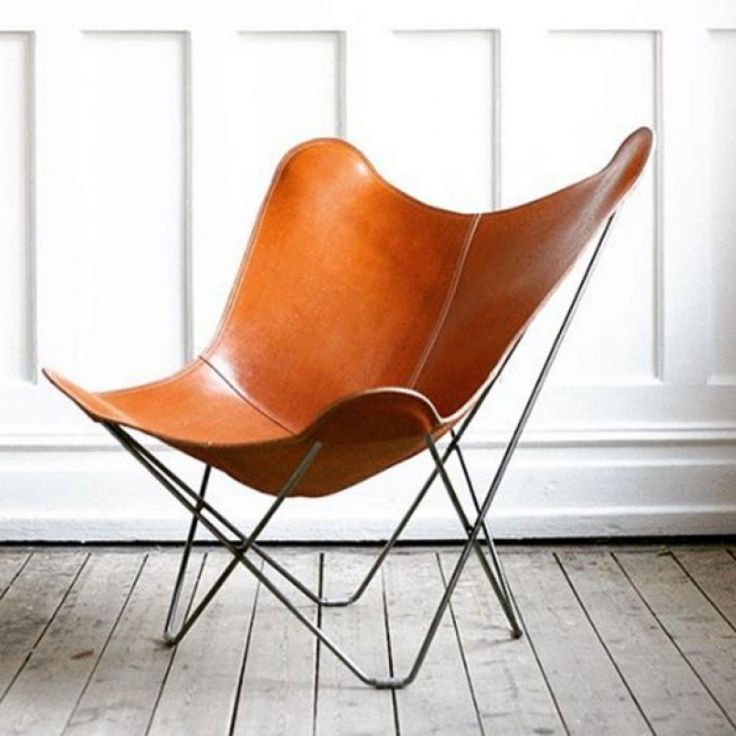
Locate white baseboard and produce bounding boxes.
[3,506,736,543]
[1,437,735,541]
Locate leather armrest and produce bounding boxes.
[304,388,443,445]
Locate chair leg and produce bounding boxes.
[484,534,522,634]
[105,423,322,646]
[248,470,435,609]
[146,461,437,619]
[227,418,499,609]
[105,422,519,689]
[103,424,453,686]
[157,432,517,652]
[161,424,476,612]
[425,437,523,638]
[163,464,211,642]
[449,438,523,637]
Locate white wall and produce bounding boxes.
[1,0,735,541]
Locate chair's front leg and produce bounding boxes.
[105,422,322,646]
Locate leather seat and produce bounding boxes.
[45,128,653,497]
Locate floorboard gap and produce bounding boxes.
[554,552,655,735]
[228,561,262,736]
[0,552,90,704]
[62,552,149,734]
[144,551,207,736]
[380,565,401,736]
[436,553,486,736]
[612,552,736,731]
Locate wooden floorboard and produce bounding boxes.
[0,553,143,736]
[63,551,203,736]
[0,552,88,701]
[503,551,651,735]
[616,551,736,728]
[149,552,258,736]
[231,552,319,736]
[314,551,396,736]
[439,552,567,736]
[384,551,482,736]
[560,551,734,736]
[674,548,736,630]
[0,545,733,735]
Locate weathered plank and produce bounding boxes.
[560,551,733,735]
[439,552,566,735]
[504,551,650,735]
[0,552,30,601]
[384,551,481,736]
[2,544,736,736]
[232,553,319,736]
[617,551,736,726]
[674,548,736,629]
[64,551,203,736]
[0,552,143,736]
[315,551,395,736]
[149,552,258,736]
[0,552,87,700]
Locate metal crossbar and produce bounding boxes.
[105,213,616,688]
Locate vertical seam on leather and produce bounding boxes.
[200,356,296,434]
[409,213,481,388]
[201,141,336,361]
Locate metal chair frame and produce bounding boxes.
[105,214,615,689]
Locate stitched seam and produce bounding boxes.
[409,213,481,388]
[99,360,201,399]
[203,141,344,361]
[203,140,472,363]
[201,147,310,360]
[200,357,295,435]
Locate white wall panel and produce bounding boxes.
[508,31,659,388]
[194,31,343,346]
[232,31,342,222]
[708,30,736,383]
[372,30,496,212]
[75,32,188,388]
[0,34,34,384]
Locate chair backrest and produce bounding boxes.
[203,128,653,430]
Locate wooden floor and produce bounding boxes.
[0,545,734,735]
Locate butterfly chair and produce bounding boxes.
[45,127,653,689]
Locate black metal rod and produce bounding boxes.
[106,424,321,644]
[393,213,618,687]
[426,436,522,636]
[163,464,211,641]
[453,437,522,634]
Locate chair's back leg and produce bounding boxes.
[164,464,212,642]
[427,437,523,637]
[383,213,619,686]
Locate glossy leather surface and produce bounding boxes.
[45,128,653,496]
